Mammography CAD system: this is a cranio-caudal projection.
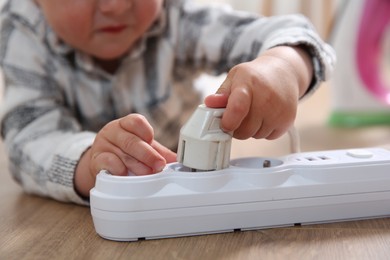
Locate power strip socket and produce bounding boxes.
[90,147,390,241]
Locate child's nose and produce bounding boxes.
[98,0,132,15]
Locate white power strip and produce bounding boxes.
[90,147,390,241]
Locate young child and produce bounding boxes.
[0,0,335,205]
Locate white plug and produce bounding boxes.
[177,104,232,171]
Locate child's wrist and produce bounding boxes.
[263,46,314,98]
[289,45,314,97]
[74,148,94,198]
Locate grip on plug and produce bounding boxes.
[177,104,232,171]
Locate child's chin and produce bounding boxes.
[94,51,128,60]
[91,46,131,60]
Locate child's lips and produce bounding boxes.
[99,25,127,34]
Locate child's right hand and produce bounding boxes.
[74,114,176,198]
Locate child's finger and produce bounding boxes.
[204,93,229,108]
[221,86,251,132]
[92,151,127,176]
[151,140,177,163]
[118,114,155,144]
[216,74,233,95]
[110,126,166,173]
[93,151,157,176]
[121,153,161,175]
[204,71,234,108]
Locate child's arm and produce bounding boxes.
[204,45,313,140]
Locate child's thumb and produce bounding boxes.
[204,76,232,108]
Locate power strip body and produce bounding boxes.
[90,148,390,241]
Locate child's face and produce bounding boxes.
[35,0,163,60]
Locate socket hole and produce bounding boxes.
[230,157,283,169]
[169,163,209,173]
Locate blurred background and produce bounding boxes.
[196,0,340,39]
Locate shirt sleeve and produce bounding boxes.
[171,0,336,96]
[0,9,94,205]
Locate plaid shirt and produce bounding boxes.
[0,0,335,205]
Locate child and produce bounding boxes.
[0,0,335,205]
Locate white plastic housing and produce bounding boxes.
[90,147,390,241]
[177,104,232,171]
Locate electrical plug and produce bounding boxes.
[177,104,232,171]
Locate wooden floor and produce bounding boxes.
[1,83,390,259]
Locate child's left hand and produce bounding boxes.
[204,46,313,140]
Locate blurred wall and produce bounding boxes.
[196,0,342,40]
